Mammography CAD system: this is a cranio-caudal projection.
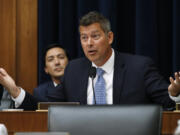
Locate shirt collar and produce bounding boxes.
[53,81,58,87]
[92,49,114,74]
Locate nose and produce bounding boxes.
[54,57,60,65]
[87,37,93,47]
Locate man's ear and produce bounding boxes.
[44,67,48,74]
[108,31,114,45]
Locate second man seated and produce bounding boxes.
[33,44,69,102]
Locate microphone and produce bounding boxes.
[89,66,96,78]
[89,66,96,104]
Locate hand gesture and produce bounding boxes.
[168,72,180,97]
[0,68,20,98]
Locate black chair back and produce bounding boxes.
[48,105,162,135]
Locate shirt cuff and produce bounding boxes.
[11,87,25,108]
[169,92,180,103]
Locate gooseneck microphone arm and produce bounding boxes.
[89,67,96,104]
[91,77,96,104]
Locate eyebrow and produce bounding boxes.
[91,30,100,34]
[46,53,65,59]
[80,30,100,35]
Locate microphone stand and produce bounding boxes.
[91,77,96,104]
[89,67,96,105]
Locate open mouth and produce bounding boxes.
[54,68,63,72]
[88,50,97,55]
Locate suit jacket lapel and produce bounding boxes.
[113,51,126,104]
[79,59,91,104]
[46,81,55,96]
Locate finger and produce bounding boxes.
[175,72,180,82]
[175,72,180,83]
[169,77,175,85]
[0,68,7,76]
[0,69,4,79]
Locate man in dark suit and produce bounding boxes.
[33,81,59,102]
[0,11,179,110]
[33,44,69,102]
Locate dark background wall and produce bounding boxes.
[38,0,180,84]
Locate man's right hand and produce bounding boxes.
[168,72,180,97]
[0,68,20,98]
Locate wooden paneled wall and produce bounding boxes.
[0,0,16,79]
[0,0,37,94]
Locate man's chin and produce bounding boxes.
[53,73,63,78]
[87,56,98,62]
[53,75,63,80]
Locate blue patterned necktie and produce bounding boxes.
[94,68,106,104]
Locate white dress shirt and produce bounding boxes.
[169,93,180,102]
[11,87,26,108]
[53,81,58,87]
[87,49,114,105]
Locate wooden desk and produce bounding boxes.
[162,111,180,135]
[0,111,179,135]
[0,111,48,135]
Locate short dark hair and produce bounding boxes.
[42,43,69,67]
[79,11,111,34]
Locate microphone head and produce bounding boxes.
[89,66,96,78]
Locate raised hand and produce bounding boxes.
[168,72,180,97]
[0,68,20,98]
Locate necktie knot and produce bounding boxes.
[96,68,105,76]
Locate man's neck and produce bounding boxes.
[93,48,113,67]
[52,77,61,85]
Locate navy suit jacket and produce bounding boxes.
[33,81,61,102]
[20,50,175,110]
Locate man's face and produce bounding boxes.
[80,23,113,66]
[44,47,68,79]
